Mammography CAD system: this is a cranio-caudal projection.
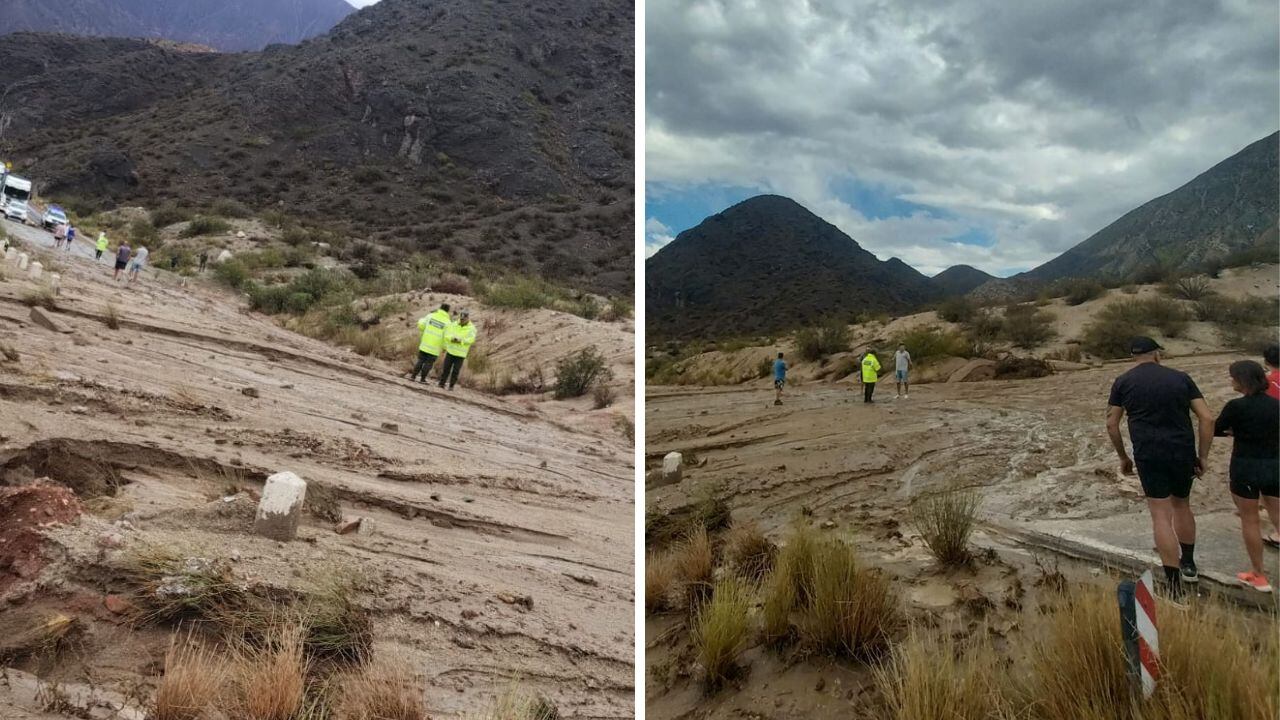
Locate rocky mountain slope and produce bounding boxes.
[0,0,634,293]
[645,195,939,339]
[929,263,995,297]
[0,0,354,52]
[1012,132,1278,287]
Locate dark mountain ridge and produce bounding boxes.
[929,264,996,297]
[0,0,355,52]
[0,0,634,293]
[645,195,940,339]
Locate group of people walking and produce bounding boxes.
[407,302,478,390]
[52,221,77,252]
[772,343,913,406]
[1106,339,1279,598]
[89,231,148,283]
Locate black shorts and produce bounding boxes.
[1229,457,1279,500]
[1134,454,1195,499]
[774,378,785,389]
[114,259,127,270]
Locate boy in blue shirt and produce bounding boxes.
[773,352,786,405]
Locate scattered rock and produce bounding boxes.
[103,594,133,615]
[29,306,73,334]
[451,636,477,649]
[71,405,89,414]
[461,609,479,620]
[564,572,598,586]
[380,422,399,432]
[241,387,259,398]
[497,593,534,611]
[96,532,125,549]
[335,518,363,535]
[820,520,836,529]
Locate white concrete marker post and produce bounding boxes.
[49,273,60,295]
[253,471,308,541]
[17,253,28,271]
[28,261,42,280]
[662,452,683,484]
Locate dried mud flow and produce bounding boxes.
[646,350,1279,718]
[0,220,634,719]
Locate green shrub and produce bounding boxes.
[1056,278,1106,306]
[795,320,850,361]
[1133,296,1190,337]
[150,204,191,228]
[693,576,752,689]
[898,326,973,360]
[214,260,249,289]
[936,296,976,323]
[796,540,897,659]
[962,310,1004,343]
[1000,305,1057,348]
[181,215,232,238]
[211,198,252,218]
[909,488,980,566]
[1163,274,1214,301]
[552,346,613,399]
[1079,298,1190,357]
[480,276,559,310]
[130,218,158,245]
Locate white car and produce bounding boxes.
[42,206,67,231]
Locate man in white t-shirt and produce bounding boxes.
[128,246,149,283]
[894,343,913,398]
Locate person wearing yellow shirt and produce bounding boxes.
[95,232,109,261]
[861,348,881,404]
[439,310,477,391]
[407,302,451,383]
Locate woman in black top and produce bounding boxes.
[1214,360,1280,593]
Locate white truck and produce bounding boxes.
[1,174,33,223]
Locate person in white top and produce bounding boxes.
[894,343,913,398]
[128,246,149,283]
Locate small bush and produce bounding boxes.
[552,346,613,399]
[130,218,159,244]
[760,560,797,646]
[645,552,676,614]
[796,540,897,659]
[214,260,250,290]
[693,576,752,690]
[795,320,850,361]
[479,276,557,309]
[1080,298,1190,358]
[899,326,973,360]
[103,303,121,330]
[1056,278,1106,306]
[22,287,57,310]
[1000,305,1057,348]
[182,215,232,238]
[724,521,775,582]
[228,624,308,720]
[909,488,980,566]
[614,415,634,443]
[600,296,633,321]
[431,273,472,295]
[1164,274,1214,301]
[936,296,976,323]
[591,382,616,409]
[673,525,714,610]
[876,632,1007,720]
[212,198,253,218]
[151,204,192,228]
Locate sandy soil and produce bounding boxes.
[646,351,1279,718]
[0,218,635,718]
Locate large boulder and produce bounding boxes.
[948,359,997,383]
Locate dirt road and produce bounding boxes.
[0,219,635,718]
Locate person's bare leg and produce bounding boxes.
[1147,498,1180,567]
[1170,495,1196,546]
[1234,494,1265,575]
[1262,494,1280,544]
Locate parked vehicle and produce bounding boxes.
[41,205,67,231]
[1,174,34,223]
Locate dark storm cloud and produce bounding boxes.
[646,0,1279,274]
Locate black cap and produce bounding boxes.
[1130,336,1163,355]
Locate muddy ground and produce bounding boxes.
[0,219,635,719]
[645,354,1279,718]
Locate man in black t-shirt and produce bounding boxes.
[1106,337,1215,598]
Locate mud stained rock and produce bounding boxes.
[253,471,307,541]
[0,483,82,595]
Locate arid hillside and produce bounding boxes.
[0,216,634,718]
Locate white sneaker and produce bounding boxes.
[903,394,909,399]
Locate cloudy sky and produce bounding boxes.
[645,0,1279,276]
[347,0,380,7]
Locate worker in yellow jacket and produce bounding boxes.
[407,303,451,383]
[861,348,881,404]
[439,310,477,391]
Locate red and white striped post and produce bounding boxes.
[1118,570,1160,699]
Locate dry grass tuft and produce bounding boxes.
[103,302,121,330]
[644,551,677,614]
[876,630,1009,720]
[121,545,246,623]
[724,521,775,582]
[152,636,228,720]
[693,576,753,690]
[672,525,715,610]
[228,623,309,720]
[473,685,560,719]
[298,570,373,663]
[796,540,898,659]
[0,342,17,362]
[909,488,980,566]
[21,287,57,310]
[333,661,427,720]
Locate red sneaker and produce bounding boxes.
[1237,572,1273,593]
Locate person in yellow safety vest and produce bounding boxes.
[407,302,451,383]
[439,310,477,391]
[95,232,109,262]
[861,348,881,404]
